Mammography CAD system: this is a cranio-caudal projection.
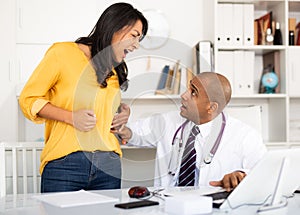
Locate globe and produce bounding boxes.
[262,72,279,93]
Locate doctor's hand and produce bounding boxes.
[209,171,246,192]
[111,126,132,145]
[111,103,130,131]
[72,109,97,132]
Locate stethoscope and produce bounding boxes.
[168,112,226,176]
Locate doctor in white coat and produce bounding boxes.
[115,72,267,191]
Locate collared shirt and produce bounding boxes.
[127,111,267,187]
[19,42,122,174]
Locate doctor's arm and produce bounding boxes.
[112,125,132,144]
[209,128,266,192]
[113,114,165,148]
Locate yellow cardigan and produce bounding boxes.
[19,42,122,174]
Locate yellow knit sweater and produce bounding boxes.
[19,42,122,174]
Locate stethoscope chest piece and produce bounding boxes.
[203,153,213,164]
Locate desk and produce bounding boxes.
[0,188,299,215]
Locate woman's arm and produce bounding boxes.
[38,103,97,132]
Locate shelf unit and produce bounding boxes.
[212,0,300,147]
[6,0,300,148]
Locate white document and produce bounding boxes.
[243,4,254,46]
[232,4,243,46]
[32,190,118,208]
[164,186,223,197]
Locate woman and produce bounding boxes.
[19,2,148,192]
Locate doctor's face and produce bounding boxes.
[180,76,211,124]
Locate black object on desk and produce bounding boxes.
[114,200,159,209]
[204,190,232,208]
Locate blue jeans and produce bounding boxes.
[41,151,121,193]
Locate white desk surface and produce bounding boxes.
[1,187,299,215]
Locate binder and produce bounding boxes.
[243,4,254,46]
[217,51,234,94]
[232,4,243,46]
[180,67,187,93]
[156,65,170,90]
[193,41,214,74]
[199,41,213,72]
[233,51,254,95]
[233,51,244,95]
[170,60,181,93]
[193,43,200,74]
[243,51,254,94]
[172,68,181,95]
[217,3,233,46]
[216,3,225,46]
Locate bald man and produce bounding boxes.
[115,72,267,191]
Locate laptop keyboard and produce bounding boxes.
[204,190,232,200]
[204,191,232,208]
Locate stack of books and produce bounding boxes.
[289,18,300,45]
[154,60,194,96]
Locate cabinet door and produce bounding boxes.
[0,0,18,141]
[288,48,300,96]
[16,44,51,83]
[16,0,99,44]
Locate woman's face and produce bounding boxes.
[111,20,143,63]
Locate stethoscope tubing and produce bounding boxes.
[171,112,226,166]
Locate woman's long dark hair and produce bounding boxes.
[76,2,148,91]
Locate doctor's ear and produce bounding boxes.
[208,102,218,114]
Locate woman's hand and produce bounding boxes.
[38,103,96,132]
[72,109,97,132]
[111,103,130,131]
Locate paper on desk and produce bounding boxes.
[32,190,118,208]
[163,186,224,197]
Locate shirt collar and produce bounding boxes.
[193,113,223,138]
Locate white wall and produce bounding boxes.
[0,0,210,190]
[11,0,210,142]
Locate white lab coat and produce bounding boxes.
[127,111,267,187]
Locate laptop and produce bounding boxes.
[206,148,300,210]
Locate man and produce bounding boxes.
[115,72,267,191]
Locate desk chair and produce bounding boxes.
[0,142,44,197]
[224,105,262,135]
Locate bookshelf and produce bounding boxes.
[213,0,300,147]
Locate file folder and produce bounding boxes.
[233,51,244,95]
[243,4,254,46]
[232,4,243,46]
[243,51,255,94]
[193,41,214,74]
[217,51,234,93]
[217,3,233,47]
[199,41,213,72]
